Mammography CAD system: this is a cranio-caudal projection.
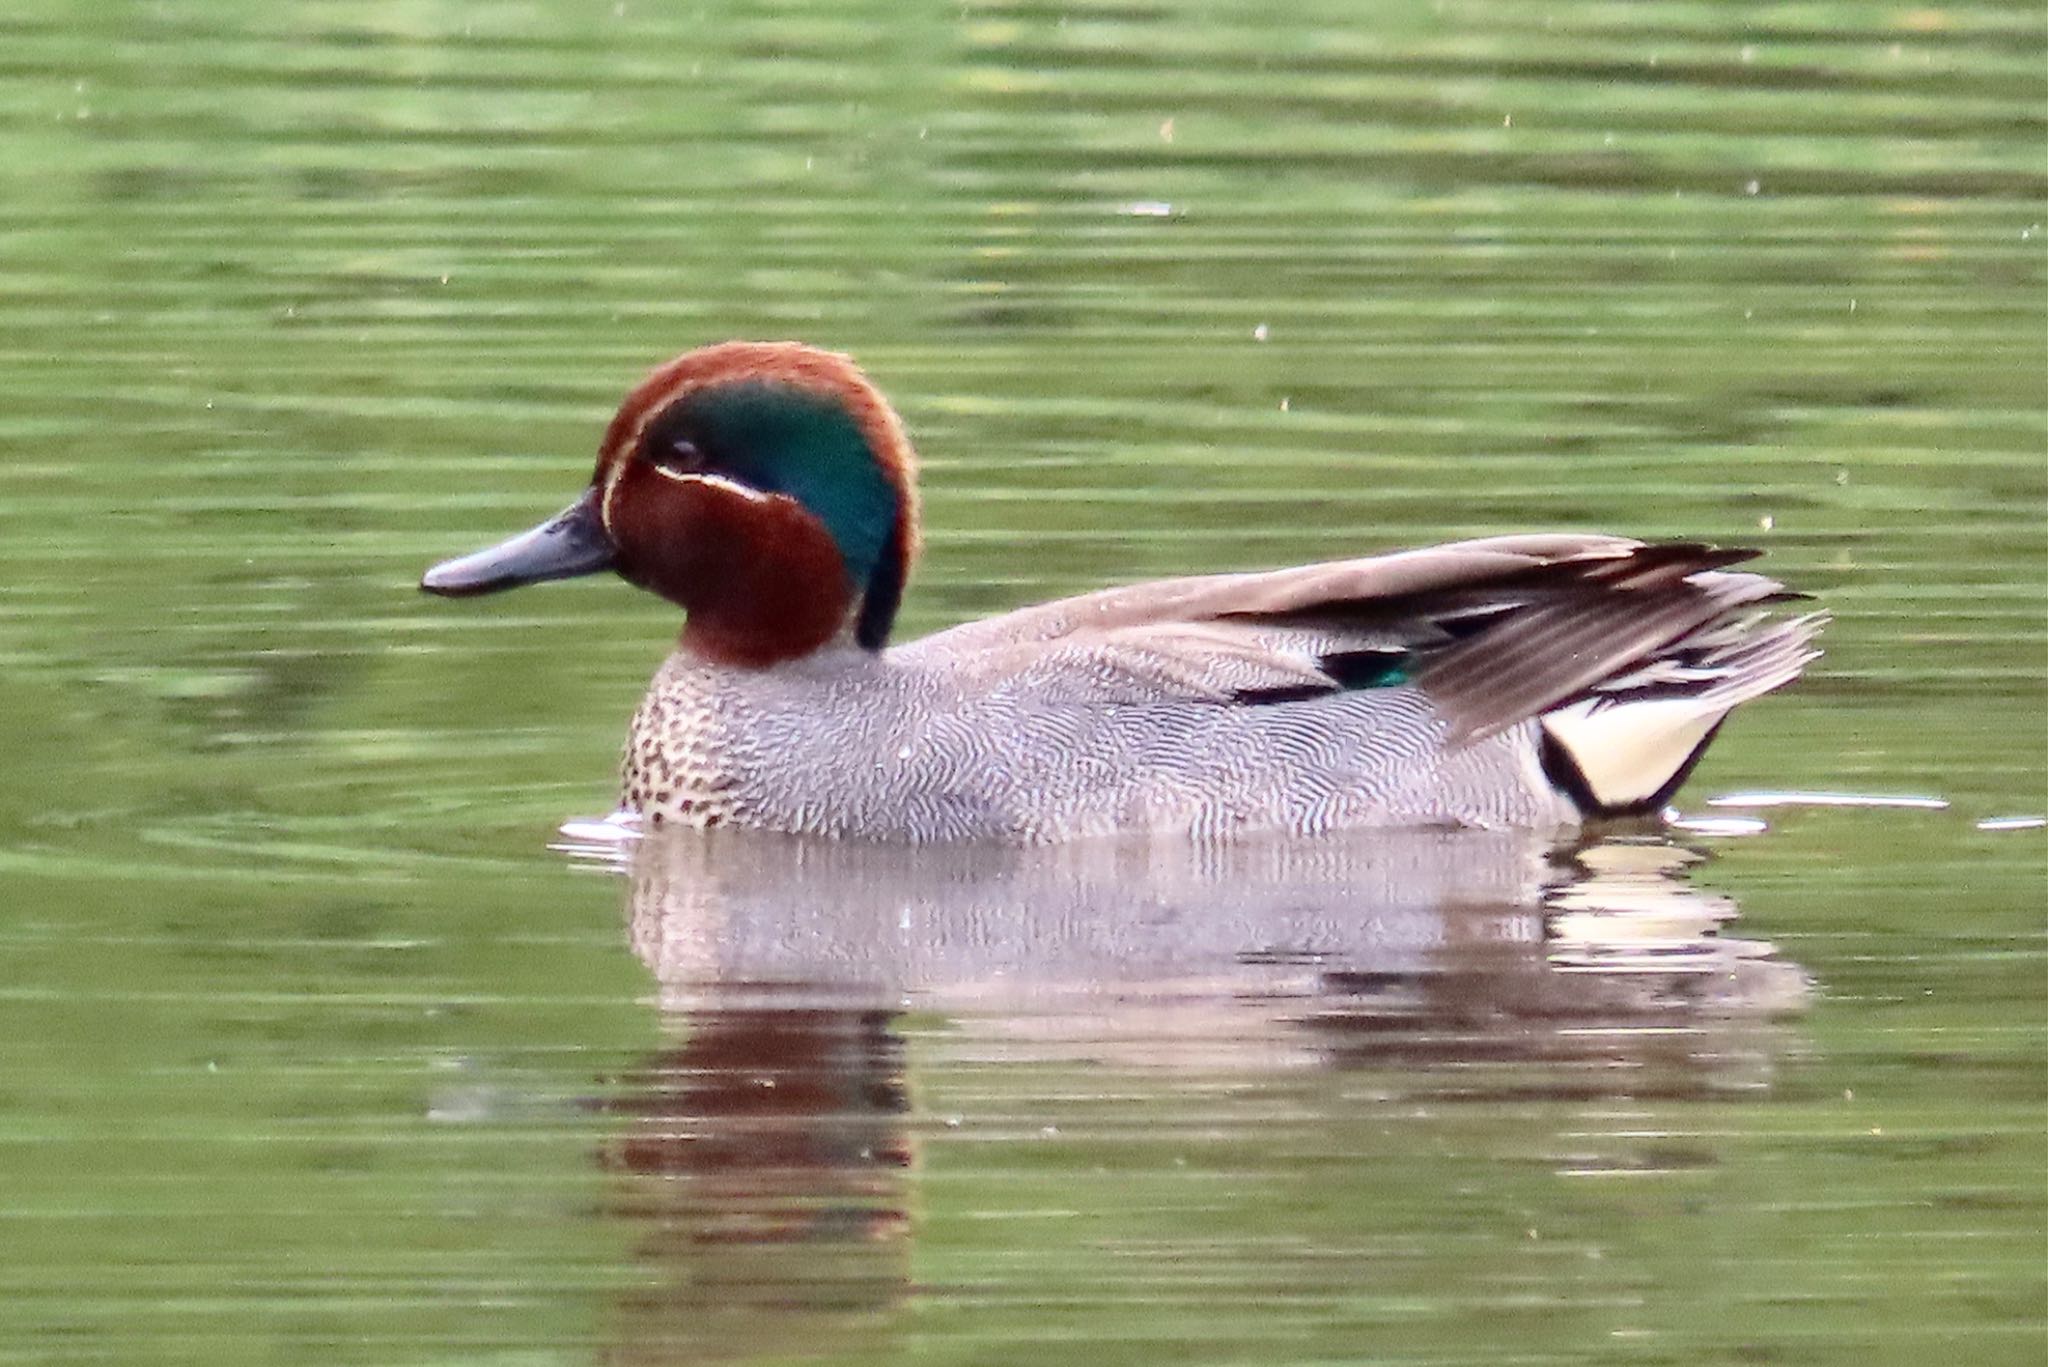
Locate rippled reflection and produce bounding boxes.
[592,1006,911,1363]
[591,830,1807,1353]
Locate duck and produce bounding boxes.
[422,341,1822,843]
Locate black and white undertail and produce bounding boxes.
[1386,548,1821,817]
[1531,605,1824,815]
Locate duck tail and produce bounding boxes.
[1537,606,1827,816]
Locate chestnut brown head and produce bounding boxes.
[422,342,919,667]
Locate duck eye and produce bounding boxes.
[652,437,703,471]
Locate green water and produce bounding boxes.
[1,1,2043,1362]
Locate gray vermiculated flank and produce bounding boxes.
[626,649,1572,842]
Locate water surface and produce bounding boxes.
[0,1,2041,1363]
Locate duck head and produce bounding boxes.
[421,342,919,667]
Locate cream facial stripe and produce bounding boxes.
[655,467,773,503]
[602,454,773,534]
[600,381,691,535]
[599,458,628,537]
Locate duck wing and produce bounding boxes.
[895,534,1821,745]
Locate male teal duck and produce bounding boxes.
[423,341,1822,843]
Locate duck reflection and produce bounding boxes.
[592,1002,911,1364]
[589,829,1804,1358]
